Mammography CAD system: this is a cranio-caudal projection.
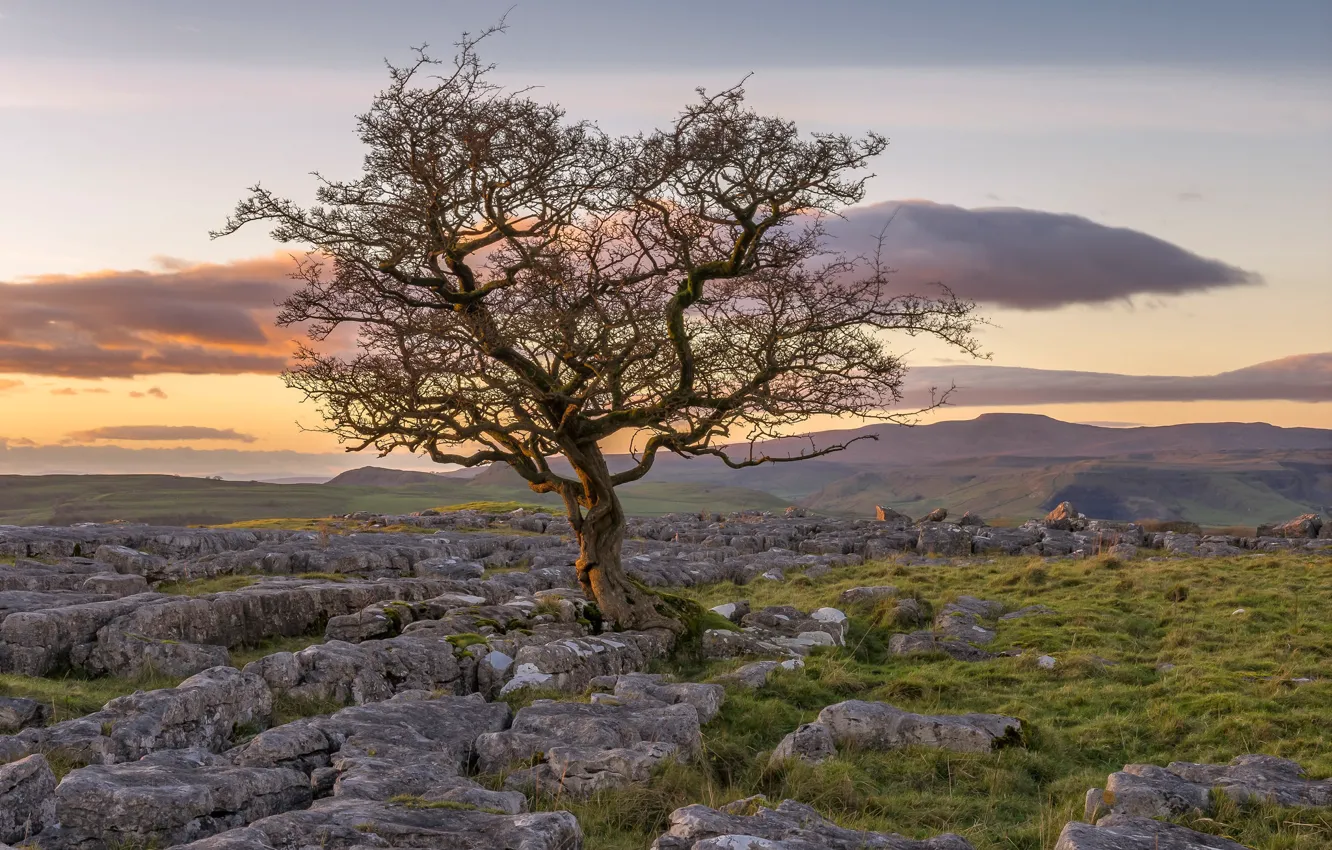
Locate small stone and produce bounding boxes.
[0,754,57,844]
[873,505,911,523]
[809,607,847,625]
[1037,655,1057,670]
[837,586,898,606]
[0,697,50,734]
[768,722,836,766]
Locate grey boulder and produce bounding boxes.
[0,754,56,844]
[769,722,836,765]
[1055,816,1247,850]
[0,697,50,734]
[817,701,1022,754]
[1085,754,1331,821]
[651,797,972,850]
[53,748,311,849]
[172,798,583,850]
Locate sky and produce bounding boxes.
[0,0,1329,477]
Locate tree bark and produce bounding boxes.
[563,441,682,633]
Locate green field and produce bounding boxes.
[0,474,788,526]
[534,551,1332,849]
[3,444,1325,528]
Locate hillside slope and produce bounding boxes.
[798,452,1331,525]
[1,416,1325,526]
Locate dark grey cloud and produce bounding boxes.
[65,426,259,443]
[905,352,1332,406]
[824,201,1262,309]
[0,257,296,378]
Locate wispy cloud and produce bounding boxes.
[0,379,22,392]
[64,425,258,443]
[129,387,168,399]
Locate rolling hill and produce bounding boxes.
[0,415,1326,527]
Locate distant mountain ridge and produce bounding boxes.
[327,467,452,486]
[722,413,1330,468]
[316,414,1330,526]
[3,415,1321,526]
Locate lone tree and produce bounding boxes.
[217,30,980,632]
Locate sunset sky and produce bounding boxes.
[1,0,1328,477]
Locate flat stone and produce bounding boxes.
[817,700,1022,754]
[653,797,973,850]
[0,754,56,844]
[713,659,804,690]
[1055,816,1247,849]
[476,699,701,775]
[506,740,680,798]
[172,798,583,850]
[0,697,50,734]
[889,632,993,662]
[54,748,311,849]
[1085,754,1332,821]
[838,586,899,606]
[769,722,836,765]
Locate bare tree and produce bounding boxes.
[216,29,981,632]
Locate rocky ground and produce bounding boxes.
[0,504,1328,849]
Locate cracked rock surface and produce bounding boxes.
[650,797,974,850]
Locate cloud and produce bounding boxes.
[1177,192,1204,203]
[129,387,169,399]
[64,425,259,443]
[0,379,21,392]
[0,202,1265,381]
[906,352,1332,407]
[0,255,298,378]
[50,387,78,395]
[824,201,1262,309]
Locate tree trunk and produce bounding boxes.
[563,442,682,634]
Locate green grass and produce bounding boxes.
[229,633,327,668]
[0,473,784,526]
[156,574,260,595]
[386,794,506,814]
[0,671,185,724]
[271,692,349,726]
[510,552,1331,850]
[430,500,555,514]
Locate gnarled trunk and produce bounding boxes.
[561,442,681,633]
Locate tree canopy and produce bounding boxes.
[217,28,982,631]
